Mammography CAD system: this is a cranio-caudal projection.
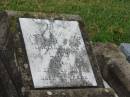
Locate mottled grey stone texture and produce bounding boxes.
[24,88,115,97]
[0,12,9,49]
[93,43,130,97]
[0,60,19,97]
[0,10,115,97]
[0,12,22,97]
[120,43,130,62]
[19,18,97,88]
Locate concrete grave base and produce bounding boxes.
[93,43,130,97]
[24,88,115,97]
[6,10,104,88]
[0,11,117,97]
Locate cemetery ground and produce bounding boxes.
[0,0,130,44]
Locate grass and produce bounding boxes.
[0,0,130,44]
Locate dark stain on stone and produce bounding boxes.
[69,34,81,50]
[32,20,57,52]
[48,46,66,84]
[72,48,91,85]
[63,39,67,45]
[75,49,90,73]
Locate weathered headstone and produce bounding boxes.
[120,43,130,62]
[19,18,97,88]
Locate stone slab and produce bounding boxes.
[0,12,9,49]
[93,43,130,97]
[19,18,97,88]
[0,59,19,97]
[24,88,115,97]
[120,43,130,62]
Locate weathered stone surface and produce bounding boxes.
[0,12,23,97]
[6,10,82,21]
[0,12,9,49]
[0,50,23,96]
[24,88,115,97]
[0,11,23,96]
[5,11,111,97]
[19,18,97,88]
[7,10,104,88]
[93,43,130,97]
[103,79,119,97]
[0,59,19,97]
[120,43,130,62]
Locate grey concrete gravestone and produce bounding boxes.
[19,18,97,88]
[120,43,130,63]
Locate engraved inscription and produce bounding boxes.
[19,18,97,88]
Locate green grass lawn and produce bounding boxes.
[0,0,130,44]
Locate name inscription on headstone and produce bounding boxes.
[19,18,97,88]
